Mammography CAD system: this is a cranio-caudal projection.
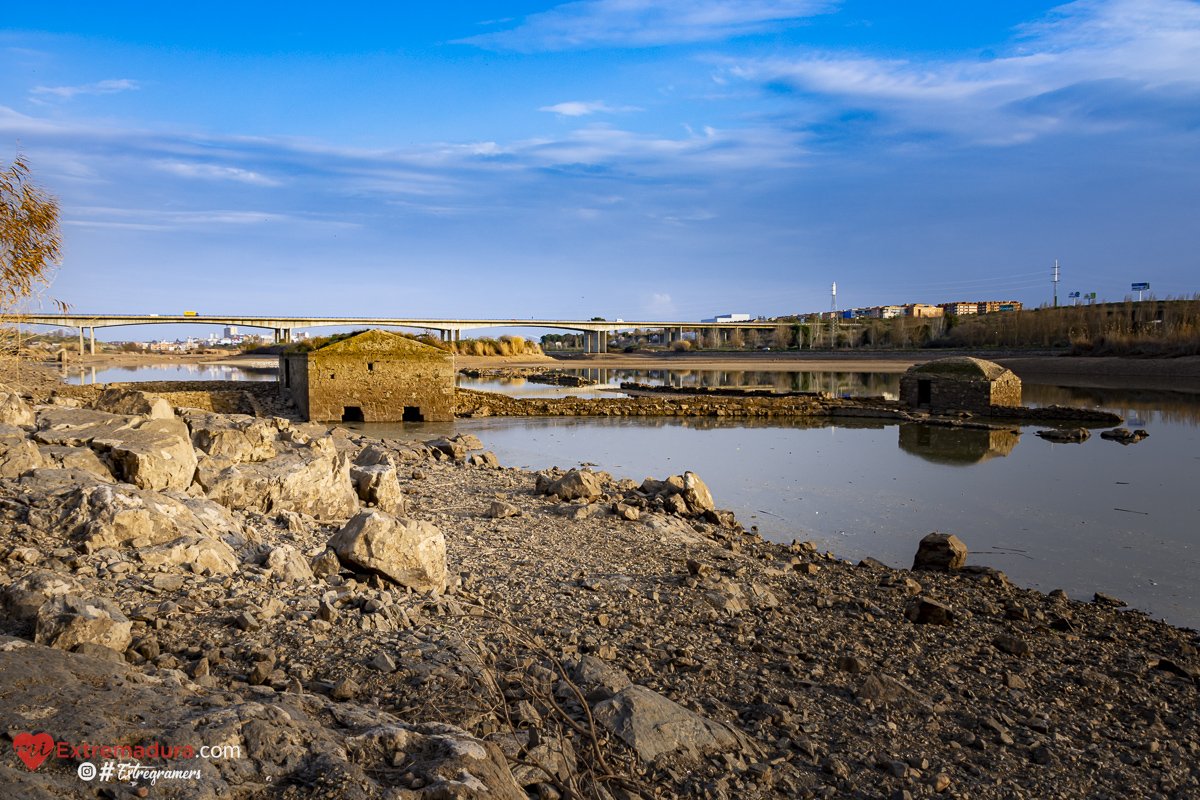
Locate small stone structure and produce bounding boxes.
[900,357,1021,414]
[280,329,454,423]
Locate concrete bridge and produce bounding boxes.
[16,314,784,354]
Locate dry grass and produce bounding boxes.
[452,335,544,357]
[933,297,1200,356]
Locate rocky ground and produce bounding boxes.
[0,383,1195,800]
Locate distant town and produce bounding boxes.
[704,300,1023,324]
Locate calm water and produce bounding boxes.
[56,362,1200,628]
[61,364,277,384]
[360,375,1200,631]
[457,368,900,399]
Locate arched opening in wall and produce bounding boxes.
[917,380,931,406]
[342,406,365,423]
[402,406,424,422]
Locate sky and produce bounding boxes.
[2,0,1199,339]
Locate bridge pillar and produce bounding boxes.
[599,331,607,352]
[78,328,84,356]
[454,329,460,342]
[89,327,95,355]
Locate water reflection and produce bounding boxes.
[898,424,1021,465]
[457,368,901,399]
[1022,382,1200,426]
[60,363,277,385]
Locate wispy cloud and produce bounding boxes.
[539,100,641,116]
[457,0,836,52]
[30,78,140,100]
[645,292,677,316]
[730,0,1200,142]
[155,161,281,186]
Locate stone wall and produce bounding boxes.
[281,331,455,423]
[899,372,1021,413]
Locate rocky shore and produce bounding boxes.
[0,384,1195,800]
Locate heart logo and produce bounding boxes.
[13,732,55,771]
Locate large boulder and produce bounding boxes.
[0,424,42,478]
[34,594,133,653]
[88,386,173,419]
[329,511,446,592]
[349,464,407,514]
[0,391,34,426]
[204,437,359,521]
[37,444,114,481]
[544,469,603,501]
[682,471,715,513]
[55,483,248,556]
[593,685,755,762]
[912,532,968,571]
[33,407,138,447]
[2,570,88,621]
[184,411,278,463]
[94,418,197,492]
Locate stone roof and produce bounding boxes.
[905,356,1013,382]
[305,329,452,359]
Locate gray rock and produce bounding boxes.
[682,471,715,513]
[0,391,34,426]
[37,444,114,481]
[266,544,316,584]
[912,532,968,571]
[91,418,198,492]
[35,594,133,653]
[905,597,956,626]
[484,500,521,519]
[544,469,603,501]
[204,436,360,520]
[329,510,447,592]
[993,634,1032,658]
[2,569,88,621]
[89,387,173,419]
[311,548,342,578]
[0,424,42,478]
[855,673,921,704]
[184,411,278,463]
[593,685,755,762]
[349,463,407,514]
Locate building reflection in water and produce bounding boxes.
[897,424,1021,465]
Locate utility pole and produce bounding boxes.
[829,283,838,348]
[1053,260,1059,307]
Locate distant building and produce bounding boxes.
[279,328,454,423]
[977,301,1022,314]
[900,357,1021,414]
[939,301,1022,315]
[905,304,944,318]
[701,313,752,323]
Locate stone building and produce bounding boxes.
[899,356,1021,414]
[280,329,454,423]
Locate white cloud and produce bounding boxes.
[30,78,140,100]
[731,0,1200,142]
[154,161,281,186]
[646,292,677,316]
[458,0,836,51]
[539,100,640,115]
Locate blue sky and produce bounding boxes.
[3,0,1198,338]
